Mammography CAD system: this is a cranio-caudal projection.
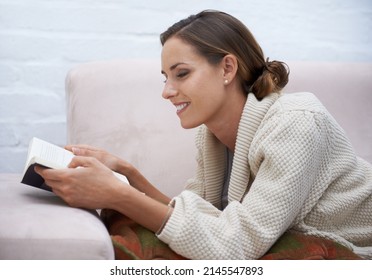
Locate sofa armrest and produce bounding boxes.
[0,174,114,259]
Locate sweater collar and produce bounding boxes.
[228,92,280,203]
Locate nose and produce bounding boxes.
[162,81,178,99]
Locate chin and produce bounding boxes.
[179,119,200,130]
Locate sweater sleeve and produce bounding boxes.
[157,109,330,259]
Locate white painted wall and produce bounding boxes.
[1,0,371,172]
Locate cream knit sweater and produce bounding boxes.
[157,92,372,259]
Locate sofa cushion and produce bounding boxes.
[0,174,114,259]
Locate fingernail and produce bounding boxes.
[72,147,80,155]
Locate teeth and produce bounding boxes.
[176,103,189,111]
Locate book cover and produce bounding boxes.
[21,137,75,191]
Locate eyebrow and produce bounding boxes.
[161,62,187,75]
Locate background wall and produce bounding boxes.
[1,0,371,172]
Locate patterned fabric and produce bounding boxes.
[260,231,362,260]
[100,209,186,260]
[101,209,361,260]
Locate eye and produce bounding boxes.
[177,70,189,79]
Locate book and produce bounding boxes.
[21,137,128,191]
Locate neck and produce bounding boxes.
[206,92,247,152]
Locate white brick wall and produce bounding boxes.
[1,0,371,172]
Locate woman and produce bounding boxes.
[36,10,372,259]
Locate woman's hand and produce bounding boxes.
[35,156,129,209]
[35,149,173,233]
[64,144,171,205]
[65,144,133,175]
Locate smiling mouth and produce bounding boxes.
[175,102,190,114]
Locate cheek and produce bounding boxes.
[197,81,225,105]
[189,73,221,97]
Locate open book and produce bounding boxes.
[21,137,128,191]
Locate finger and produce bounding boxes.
[64,145,74,152]
[68,156,96,168]
[34,165,58,180]
[65,144,100,152]
[34,164,48,174]
[67,146,85,156]
[65,145,101,157]
[34,168,72,193]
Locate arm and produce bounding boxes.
[115,160,171,205]
[35,156,172,233]
[64,145,171,204]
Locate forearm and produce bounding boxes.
[111,185,172,233]
[115,159,171,205]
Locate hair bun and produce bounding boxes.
[265,59,289,88]
[250,59,289,99]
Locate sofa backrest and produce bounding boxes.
[66,59,197,197]
[66,60,372,197]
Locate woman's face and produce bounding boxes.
[161,37,229,129]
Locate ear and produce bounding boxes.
[221,54,238,84]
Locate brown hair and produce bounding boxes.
[160,10,289,99]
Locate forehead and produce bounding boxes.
[161,37,205,71]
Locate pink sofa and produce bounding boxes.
[0,60,371,259]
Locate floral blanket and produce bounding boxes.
[101,209,362,260]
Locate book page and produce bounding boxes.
[29,137,74,169]
[24,137,129,186]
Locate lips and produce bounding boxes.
[175,102,190,114]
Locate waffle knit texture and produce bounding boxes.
[157,92,372,259]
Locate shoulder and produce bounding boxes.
[252,92,335,146]
[273,92,327,113]
[259,92,332,130]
